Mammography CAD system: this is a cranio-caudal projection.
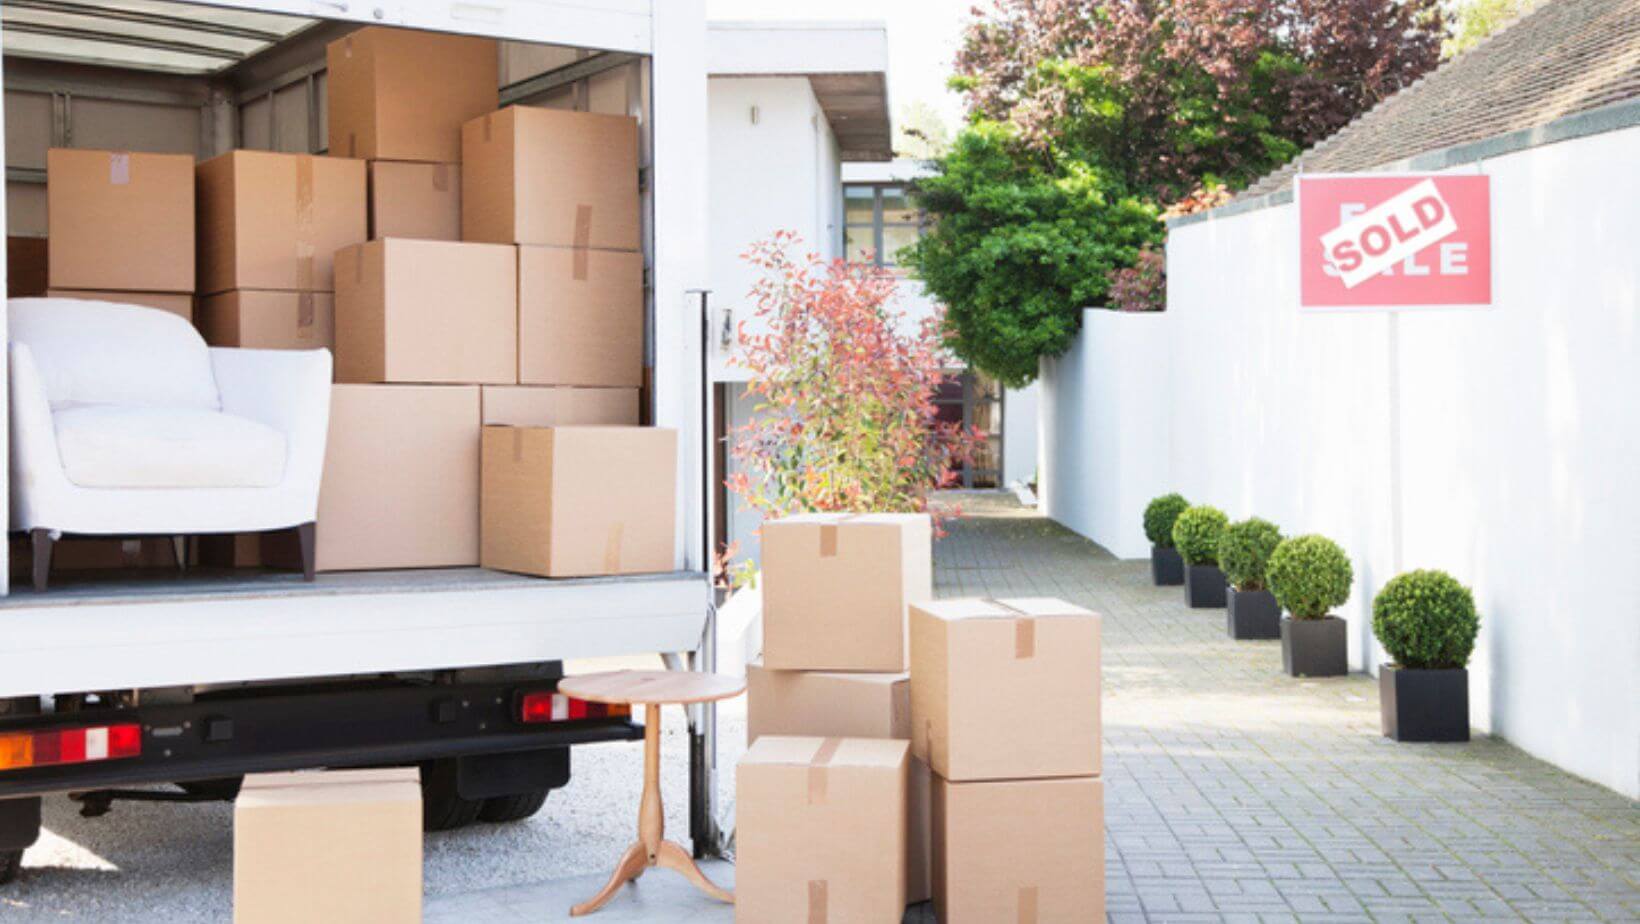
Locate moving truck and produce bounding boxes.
[0,0,717,884]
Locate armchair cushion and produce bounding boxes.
[54,404,287,489]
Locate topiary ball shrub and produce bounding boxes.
[1143,493,1189,548]
[1267,535,1352,619]
[1218,518,1284,591]
[1171,505,1228,565]
[1372,570,1479,670]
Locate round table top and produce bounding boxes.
[557,670,746,706]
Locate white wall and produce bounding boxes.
[1002,381,1040,486]
[1041,125,1640,799]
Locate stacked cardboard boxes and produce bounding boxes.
[911,597,1105,922]
[737,513,935,912]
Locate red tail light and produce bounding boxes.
[517,692,628,724]
[0,723,142,772]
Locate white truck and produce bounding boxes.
[0,0,720,883]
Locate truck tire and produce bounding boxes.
[0,849,21,885]
[419,759,482,832]
[478,789,549,824]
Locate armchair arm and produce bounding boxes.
[8,342,74,531]
[210,347,333,504]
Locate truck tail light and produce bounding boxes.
[516,692,627,725]
[0,723,142,772]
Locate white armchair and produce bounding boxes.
[8,297,331,590]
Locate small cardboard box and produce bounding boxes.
[197,290,334,350]
[760,513,933,671]
[314,385,481,571]
[746,663,932,904]
[481,386,638,427]
[46,289,193,321]
[933,775,1104,924]
[6,536,179,579]
[234,768,421,924]
[736,736,909,923]
[47,149,194,292]
[196,150,367,295]
[198,533,264,569]
[911,597,1101,782]
[480,426,677,578]
[327,27,498,163]
[518,245,643,387]
[462,106,640,250]
[368,161,460,240]
[334,238,516,384]
[7,236,48,297]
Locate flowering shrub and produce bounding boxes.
[1107,246,1166,312]
[727,232,983,537]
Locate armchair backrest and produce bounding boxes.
[7,298,220,411]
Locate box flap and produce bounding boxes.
[915,597,1096,622]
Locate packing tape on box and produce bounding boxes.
[806,736,843,805]
[992,599,1037,659]
[573,205,593,281]
[432,163,450,193]
[108,152,131,186]
[295,155,317,290]
[817,514,864,558]
[297,292,316,330]
[807,879,828,924]
[511,427,524,463]
[1018,885,1039,923]
[603,523,623,572]
[482,112,493,143]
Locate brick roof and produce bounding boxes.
[1235,0,1640,200]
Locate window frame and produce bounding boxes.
[842,182,922,268]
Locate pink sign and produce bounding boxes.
[1297,174,1491,308]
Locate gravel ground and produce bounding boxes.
[3,698,748,922]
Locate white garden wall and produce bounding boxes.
[1041,123,1640,799]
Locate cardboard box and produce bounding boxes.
[518,245,642,387]
[196,150,367,294]
[46,289,193,321]
[314,385,481,571]
[327,27,498,163]
[369,161,460,240]
[234,768,421,923]
[480,386,638,427]
[197,290,333,350]
[736,736,909,923]
[198,533,264,569]
[334,239,516,384]
[932,775,1104,924]
[760,513,933,671]
[7,236,48,297]
[746,663,932,904]
[462,106,640,250]
[480,426,676,578]
[47,148,194,292]
[7,536,179,581]
[911,597,1101,782]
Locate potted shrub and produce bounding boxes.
[1171,505,1228,608]
[1267,535,1353,677]
[1218,517,1283,640]
[1372,570,1480,742]
[1142,493,1189,586]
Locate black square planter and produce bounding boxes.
[1183,563,1227,608]
[1151,544,1184,585]
[1380,665,1470,742]
[1226,588,1280,639]
[1280,615,1347,677]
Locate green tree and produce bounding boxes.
[1446,0,1534,57]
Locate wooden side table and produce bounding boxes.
[555,669,745,917]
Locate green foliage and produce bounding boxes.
[1372,570,1480,669]
[1446,0,1532,58]
[1267,535,1353,619]
[901,122,1162,387]
[1171,505,1228,566]
[1143,493,1190,547]
[1218,518,1284,591]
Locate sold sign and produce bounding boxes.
[1298,174,1491,308]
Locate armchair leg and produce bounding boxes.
[30,529,53,592]
[171,536,188,573]
[296,522,317,582]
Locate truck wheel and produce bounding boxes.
[419,760,482,832]
[478,789,549,824]
[0,849,21,885]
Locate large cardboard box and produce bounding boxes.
[911,597,1101,782]
[314,385,481,571]
[7,236,48,297]
[368,161,460,240]
[736,736,909,923]
[480,386,638,427]
[480,426,676,578]
[198,290,334,350]
[46,289,193,321]
[746,664,932,904]
[462,106,640,250]
[327,27,498,163]
[932,775,1104,924]
[760,513,933,671]
[518,245,642,387]
[234,768,421,923]
[196,150,366,294]
[334,239,516,384]
[47,149,194,292]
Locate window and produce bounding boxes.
[842,184,922,267]
[933,370,1003,489]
